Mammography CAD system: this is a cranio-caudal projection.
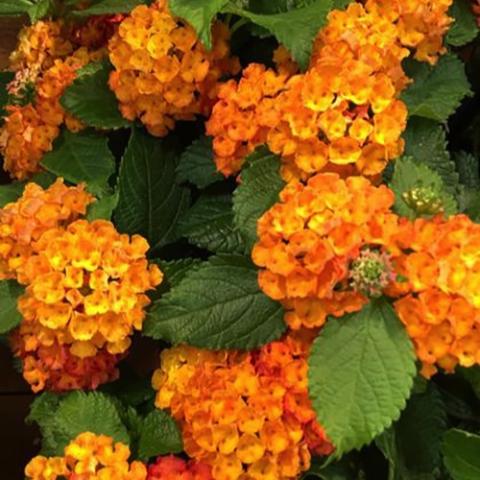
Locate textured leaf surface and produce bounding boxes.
[41,130,115,197]
[87,190,119,221]
[176,136,222,188]
[224,0,333,69]
[308,300,416,456]
[144,254,286,349]
[177,195,245,253]
[455,151,479,189]
[443,429,480,480]
[0,280,23,334]
[447,0,478,47]
[390,157,458,218]
[152,258,203,298]
[233,147,285,251]
[115,128,190,251]
[61,61,129,129]
[402,54,472,122]
[138,410,183,460]
[169,0,229,48]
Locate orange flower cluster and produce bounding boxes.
[390,215,480,378]
[207,0,453,180]
[1,179,162,392]
[147,455,212,480]
[25,432,147,480]
[152,330,333,480]
[108,1,239,137]
[252,173,403,330]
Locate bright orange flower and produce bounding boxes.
[108,1,239,137]
[25,432,147,480]
[152,331,333,480]
[147,455,213,480]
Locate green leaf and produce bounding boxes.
[138,410,183,460]
[455,151,479,189]
[169,0,229,49]
[176,195,245,253]
[403,118,459,195]
[390,156,458,218]
[443,429,480,480]
[144,254,286,349]
[308,300,416,456]
[376,386,446,480]
[27,0,53,21]
[458,366,480,400]
[223,0,333,69]
[61,61,129,130]
[176,136,222,188]
[447,0,478,47]
[41,130,115,197]
[72,0,147,16]
[87,190,119,221]
[401,54,472,122]
[0,0,34,15]
[114,128,190,251]
[0,183,25,208]
[0,280,24,334]
[233,147,285,251]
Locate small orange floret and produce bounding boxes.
[147,455,213,480]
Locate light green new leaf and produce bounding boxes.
[41,130,116,197]
[223,0,333,69]
[402,54,472,122]
[87,190,119,221]
[61,61,129,130]
[72,0,147,16]
[308,300,416,456]
[390,157,458,218]
[27,0,53,21]
[0,280,24,334]
[138,410,183,460]
[114,128,190,251]
[443,429,480,480]
[144,254,286,349]
[176,195,245,254]
[447,0,478,47]
[176,136,222,188]
[233,147,285,251]
[403,117,459,195]
[169,0,229,49]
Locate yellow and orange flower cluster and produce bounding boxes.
[147,455,213,480]
[207,0,453,181]
[152,330,333,480]
[252,173,403,330]
[0,16,117,180]
[108,1,239,137]
[25,432,147,480]
[1,179,162,392]
[389,215,480,378]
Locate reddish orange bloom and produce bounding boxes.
[147,456,213,480]
[152,330,333,480]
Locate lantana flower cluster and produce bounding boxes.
[25,432,147,480]
[207,0,453,181]
[252,173,403,330]
[152,330,333,480]
[0,17,117,180]
[1,179,162,392]
[148,455,213,480]
[108,1,240,137]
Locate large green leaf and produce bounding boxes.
[376,386,446,480]
[443,429,480,480]
[176,195,245,253]
[86,190,119,221]
[402,54,472,122]
[447,0,478,47]
[169,0,229,49]
[390,156,458,218]
[403,118,459,195]
[137,410,183,460]
[223,0,333,69]
[61,61,129,130]
[176,136,222,188]
[41,130,115,197]
[72,0,147,16]
[144,254,286,349]
[152,258,203,298]
[308,300,416,456]
[0,280,24,334]
[114,128,190,251]
[233,147,285,251]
